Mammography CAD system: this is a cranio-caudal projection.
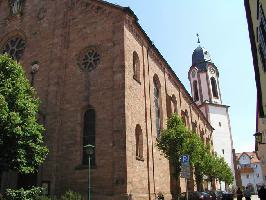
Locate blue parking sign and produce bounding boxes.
[181,155,189,164]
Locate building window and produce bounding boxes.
[82,108,96,166]
[200,129,204,140]
[133,51,141,82]
[181,110,189,127]
[219,122,221,127]
[77,47,100,71]
[258,4,266,71]
[257,174,260,178]
[1,37,26,61]
[210,77,218,98]
[192,121,197,133]
[257,0,260,20]
[222,149,224,154]
[247,174,249,179]
[135,124,143,160]
[153,76,161,137]
[193,80,199,101]
[166,95,172,118]
[172,95,177,113]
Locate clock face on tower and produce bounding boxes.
[209,67,215,74]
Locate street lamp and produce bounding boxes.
[30,61,39,86]
[84,144,95,200]
[254,132,266,144]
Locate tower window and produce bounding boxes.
[153,76,161,137]
[210,77,218,98]
[193,80,199,101]
[82,108,96,166]
[133,51,141,82]
[135,124,143,160]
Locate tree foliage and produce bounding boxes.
[156,113,234,189]
[0,54,48,174]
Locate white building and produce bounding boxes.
[188,42,235,189]
[236,152,265,193]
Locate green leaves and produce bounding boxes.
[0,54,48,174]
[156,113,234,185]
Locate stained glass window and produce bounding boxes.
[82,109,96,166]
[78,48,100,71]
[2,37,26,61]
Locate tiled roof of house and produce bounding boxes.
[236,151,260,163]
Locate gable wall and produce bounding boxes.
[0,0,127,198]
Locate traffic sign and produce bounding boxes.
[181,155,189,165]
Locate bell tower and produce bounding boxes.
[188,35,222,106]
[188,35,236,189]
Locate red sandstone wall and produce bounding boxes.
[0,1,127,199]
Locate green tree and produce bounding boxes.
[0,54,48,174]
[156,114,190,194]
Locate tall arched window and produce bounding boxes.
[133,51,140,82]
[172,95,177,113]
[210,77,218,98]
[82,108,96,166]
[153,76,161,138]
[193,80,199,101]
[181,110,189,127]
[135,124,143,160]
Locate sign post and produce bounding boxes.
[181,155,190,200]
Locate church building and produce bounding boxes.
[188,40,236,188]
[0,0,224,199]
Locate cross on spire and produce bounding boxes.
[196,33,200,44]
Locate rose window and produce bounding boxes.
[2,37,26,61]
[78,48,100,71]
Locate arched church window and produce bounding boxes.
[192,121,197,133]
[181,110,188,127]
[210,77,218,98]
[153,75,161,138]
[82,108,96,166]
[135,124,143,160]
[166,94,172,118]
[172,95,177,113]
[1,37,26,61]
[193,80,199,101]
[133,51,140,82]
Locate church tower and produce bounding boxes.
[188,36,235,188]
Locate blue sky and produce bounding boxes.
[107,0,256,153]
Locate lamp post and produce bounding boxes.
[84,144,95,200]
[254,132,266,144]
[30,61,39,86]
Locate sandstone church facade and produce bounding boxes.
[0,0,215,199]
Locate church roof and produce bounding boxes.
[192,45,212,65]
[189,45,219,76]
